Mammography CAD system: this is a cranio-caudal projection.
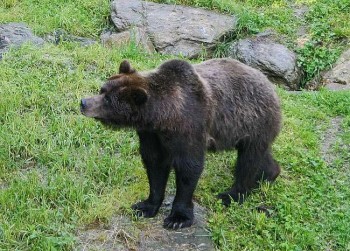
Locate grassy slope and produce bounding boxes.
[0,0,350,250]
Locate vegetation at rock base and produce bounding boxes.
[1,0,350,250]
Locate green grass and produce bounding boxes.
[0,0,110,37]
[1,0,350,250]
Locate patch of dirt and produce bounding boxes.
[1,162,49,191]
[19,161,49,186]
[76,215,135,251]
[320,117,343,164]
[293,5,309,19]
[76,197,216,251]
[291,4,311,48]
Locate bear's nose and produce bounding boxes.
[80,99,87,111]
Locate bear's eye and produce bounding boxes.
[104,96,112,105]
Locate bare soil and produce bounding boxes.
[320,117,343,165]
[76,197,215,251]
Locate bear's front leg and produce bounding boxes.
[132,131,172,218]
[164,155,204,229]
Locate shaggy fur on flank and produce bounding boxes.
[81,58,282,229]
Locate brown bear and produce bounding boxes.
[81,58,281,229]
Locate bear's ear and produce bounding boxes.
[123,87,148,106]
[131,87,148,106]
[119,60,136,74]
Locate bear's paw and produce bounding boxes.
[163,211,194,229]
[131,200,160,218]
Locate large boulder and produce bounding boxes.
[322,48,350,91]
[0,23,44,59]
[110,0,237,58]
[228,35,302,90]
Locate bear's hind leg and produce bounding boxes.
[218,143,266,205]
[258,149,280,182]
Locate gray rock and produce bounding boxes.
[45,29,96,46]
[228,36,302,90]
[101,27,155,53]
[110,0,236,58]
[0,23,44,58]
[322,48,350,90]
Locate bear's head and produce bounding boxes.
[81,60,149,127]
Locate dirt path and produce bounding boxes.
[320,117,343,165]
[77,197,216,251]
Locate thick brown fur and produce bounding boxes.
[81,58,281,229]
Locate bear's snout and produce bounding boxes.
[80,96,104,118]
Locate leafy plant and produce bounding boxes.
[297,41,341,86]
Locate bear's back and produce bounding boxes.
[194,59,281,151]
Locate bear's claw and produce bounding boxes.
[131,200,160,218]
[163,212,193,229]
